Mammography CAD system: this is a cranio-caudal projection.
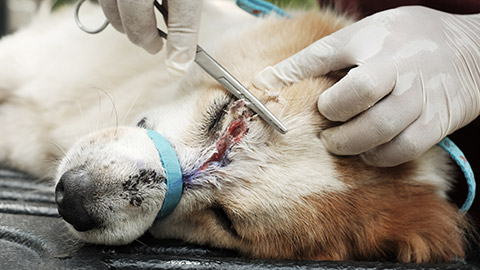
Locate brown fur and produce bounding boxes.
[179,11,470,262]
[212,165,467,262]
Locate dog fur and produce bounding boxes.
[0,1,470,263]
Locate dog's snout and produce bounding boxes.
[55,168,97,232]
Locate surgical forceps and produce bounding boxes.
[74,0,287,134]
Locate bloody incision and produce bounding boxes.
[199,116,249,171]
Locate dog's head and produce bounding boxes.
[54,70,342,244]
[54,10,347,246]
[54,12,467,262]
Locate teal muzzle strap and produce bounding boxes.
[147,129,183,220]
[236,0,290,18]
[438,137,476,213]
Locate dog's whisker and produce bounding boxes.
[94,87,120,132]
[48,141,68,157]
[93,88,103,133]
[120,89,143,126]
[73,99,87,139]
[133,238,148,247]
[47,139,76,172]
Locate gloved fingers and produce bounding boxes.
[359,119,442,167]
[165,0,203,76]
[252,34,350,91]
[117,0,164,54]
[98,0,124,33]
[317,58,396,122]
[320,86,422,156]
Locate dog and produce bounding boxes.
[0,1,470,263]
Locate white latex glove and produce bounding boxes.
[98,0,203,76]
[253,6,480,167]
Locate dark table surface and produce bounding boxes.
[1,167,479,270]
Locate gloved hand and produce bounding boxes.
[253,6,480,167]
[98,0,203,76]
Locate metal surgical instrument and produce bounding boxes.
[74,0,287,134]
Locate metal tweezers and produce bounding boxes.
[74,0,287,134]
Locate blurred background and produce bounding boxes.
[0,0,44,35]
[0,0,317,37]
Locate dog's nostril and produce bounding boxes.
[55,179,65,204]
[55,168,97,232]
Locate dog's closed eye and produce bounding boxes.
[205,95,234,134]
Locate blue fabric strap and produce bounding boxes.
[236,0,290,18]
[437,137,476,213]
[147,129,183,220]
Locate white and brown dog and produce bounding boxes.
[0,1,471,263]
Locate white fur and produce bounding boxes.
[0,1,257,177]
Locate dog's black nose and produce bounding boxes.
[55,168,97,232]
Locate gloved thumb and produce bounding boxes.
[253,35,349,90]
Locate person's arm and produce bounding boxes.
[98,0,203,76]
[254,6,480,166]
